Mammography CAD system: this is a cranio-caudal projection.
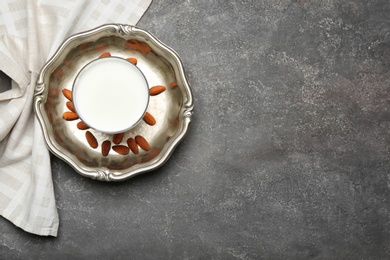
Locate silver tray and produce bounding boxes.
[34,24,193,181]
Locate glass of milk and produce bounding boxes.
[72,57,149,134]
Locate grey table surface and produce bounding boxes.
[1,0,390,259]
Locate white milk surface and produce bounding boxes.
[73,57,149,134]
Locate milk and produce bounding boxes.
[73,57,149,134]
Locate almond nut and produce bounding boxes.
[112,145,130,155]
[101,140,111,156]
[66,101,75,112]
[113,132,124,144]
[135,135,151,151]
[62,88,72,101]
[149,85,166,96]
[143,112,156,126]
[99,52,111,58]
[63,111,79,121]
[169,81,178,89]
[126,39,151,54]
[126,138,139,154]
[85,131,98,148]
[126,57,137,65]
[77,121,89,130]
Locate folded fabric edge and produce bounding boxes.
[0,49,29,101]
[1,214,58,237]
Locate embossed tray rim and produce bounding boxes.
[34,24,194,181]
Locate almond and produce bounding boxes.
[126,57,137,65]
[126,138,139,154]
[63,111,79,121]
[149,85,166,96]
[135,135,151,151]
[85,131,98,148]
[77,121,89,130]
[62,88,72,101]
[126,39,151,54]
[113,132,124,144]
[138,42,151,54]
[112,145,130,155]
[66,101,75,112]
[99,52,111,58]
[101,140,111,156]
[143,112,156,126]
[169,81,178,89]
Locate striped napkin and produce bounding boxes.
[0,0,152,236]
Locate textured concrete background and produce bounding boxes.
[1,0,390,259]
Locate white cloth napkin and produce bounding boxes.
[0,0,152,236]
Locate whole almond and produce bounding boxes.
[143,112,156,126]
[135,135,151,151]
[99,52,111,58]
[66,101,75,112]
[139,43,151,54]
[149,85,166,96]
[85,131,98,148]
[126,39,151,54]
[126,138,139,154]
[63,111,79,121]
[112,145,130,155]
[169,81,178,89]
[113,132,124,144]
[126,57,137,65]
[62,88,72,101]
[101,140,111,156]
[77,121,89,130]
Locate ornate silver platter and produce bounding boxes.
[34,24,193,181]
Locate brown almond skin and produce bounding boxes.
[169,81,178,89]
[112,145,130,155]
[126,40,151,54]
[77,121,89,130]
[143,112,156,126]
[135,135,151,151]
[62,88,72,101]
[138,43,151,54]
[126,57,137,65]
[113,133,124,144]
[149,85,166,96]
[99,52,111,58]
[66,101,75,112]
[126,138,139,154]
[63,111,79,121]
[85,131,98,148]
[101,140,111,156]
